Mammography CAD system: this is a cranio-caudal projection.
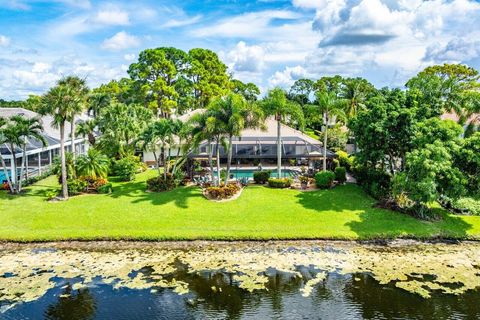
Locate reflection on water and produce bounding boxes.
[1,241,480,319]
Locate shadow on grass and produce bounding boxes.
[109,179,203,209]
[295,184,473,239]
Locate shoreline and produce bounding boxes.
[1,238,478,250]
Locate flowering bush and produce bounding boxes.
[205,183,241,199]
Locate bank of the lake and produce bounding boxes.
[1,170,480,242]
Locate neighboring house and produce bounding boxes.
[142,109,336,168]
[441,112,479,134]
[0,108,90,183]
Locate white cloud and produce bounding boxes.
[162,15,202,28]
[101,31,140,51]
[269,65,308,87]
[93,6,130,25]
[0,35,11,46]
[225,41,265,73]
[124,53,136,61]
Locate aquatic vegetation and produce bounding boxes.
[1,241,480,309]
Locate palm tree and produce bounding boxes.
[261,88,303,178]
[2,115,46,193]
[189,112,216,183]
[87,92,110,118]
[314,91,346,171]
[137,118,177,179]
[58,76,89,162]
[40,84,78,199]
[76,149,109,179]
[76,120,96,146]
[0,118,14,193]
[210,94,264,185]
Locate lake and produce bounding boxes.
[1,241,479,319]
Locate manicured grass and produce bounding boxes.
[1,170,479,241]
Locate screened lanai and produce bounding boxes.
[0,108,89,183]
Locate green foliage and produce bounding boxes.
[52,152,76,183]
[336,150,353,171]
[112,156,141,181]
[454,198,480,215]
[97,182,113,194]
[253,170,271,184]
[146,173,176,192]
[455,133,480,195]
[335,167,347,183]
[393,141,467,206]
[268,178,292,188]
[319,125,348,152]
[352,164,392,200]
[67,179,88,195]
[230,79,260,101]
[315,171,335,189]
[205,183,241,199]
[76,149,110,179]
[45,190,58,201]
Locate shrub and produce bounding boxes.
[268,178,292,188]
[112,156,139,181]
[454,198,480,215]
[336,150,353,171]
[67,179,88,195]
[147,173,176,192]
[253,170,271,184]
[315,171,335,189]
[352,164,391,199]
[45,190,58,201]
[205,183,240,200]
[97,182,113,194]
[79,176,108,191]
[335,167,347,183]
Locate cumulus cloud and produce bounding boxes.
[269,65,308,87]
[0,35,11,46]
[225,41,265,73]
[101,31,140,51]
[424,38,480,63]
[162,15,202,28]
[124,53,136,61]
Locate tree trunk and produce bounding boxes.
[60,123,69,199]
[0,155,14,193]
[225,135,233,185]
[216,139,221,186]
[208,140,214,183]
[153,151,161,177]
[18,144,27,192]
[323,112,328,171]
[162,146,167,180]
[9,143,19,193]
[277,116,282,178]
[172,140,182,175]
[71,116,76,163]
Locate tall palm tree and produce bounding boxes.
[189,112,215,183]
[40,84,78,199]
[314,91,346,171]
[58,76,89,162]
[2,115,46,193]
[76,149,109,179]
[261,88,303,178]
[0,118,14,193]
[210,94,264,185]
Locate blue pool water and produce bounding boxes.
[227,169,298,179]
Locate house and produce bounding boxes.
[0,108,90,183]
[142,109,336,169]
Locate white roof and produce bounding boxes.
[177,109,321,145]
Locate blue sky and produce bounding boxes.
[0,0,480,99]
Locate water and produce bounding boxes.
[228,169,298,179]
[1,242,480,319]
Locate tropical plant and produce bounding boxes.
[0,117,14,193]
[76,149,109,179]
[40,83,79,199]
[312,91,346,171]
[76,120,96,146]
[209,93,264,184]
[58,76,89,162]
[315,171,335,189]
[2,115,46,193]
[261,88,304,178]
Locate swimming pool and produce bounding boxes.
[224,169,298,179]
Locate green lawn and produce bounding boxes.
[1,170,479,241]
